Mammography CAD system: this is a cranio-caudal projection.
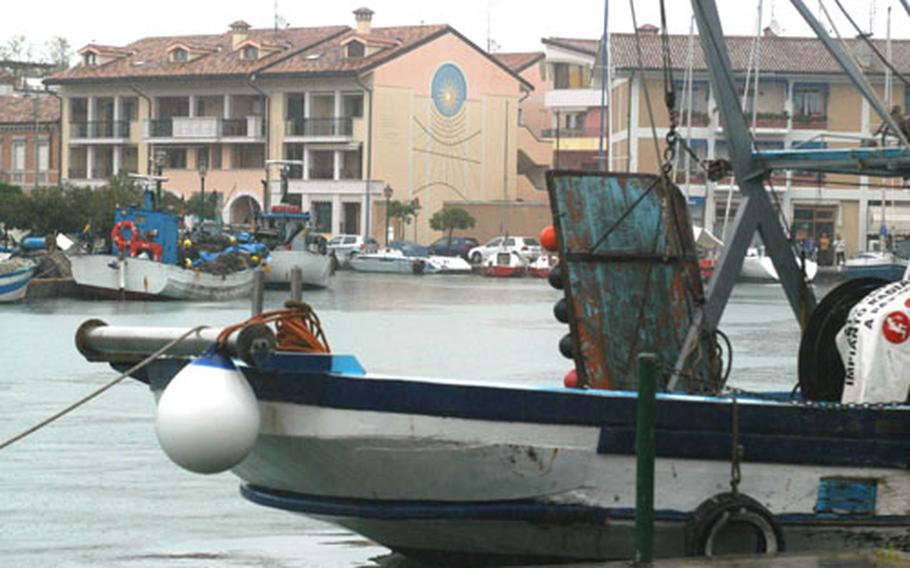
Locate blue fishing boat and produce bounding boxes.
[0,261,35,303]
[72,1,910,563]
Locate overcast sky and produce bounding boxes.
[3,0,910,61]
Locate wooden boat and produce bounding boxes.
[482,250,527,277]
[0,260,35,303]
[70,254,254,301]
[256,211,333,289]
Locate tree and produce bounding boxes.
[387,199,415,240]
[0,35,33,61]
[43,36,72,70]
[429,206,475,242]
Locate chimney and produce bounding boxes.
[637,24,659,34]
[353,7,374,35]
[229,20,251,49]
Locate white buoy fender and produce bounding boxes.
[155,350,260,474]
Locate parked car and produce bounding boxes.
[388,239,431,257]
[427,236,479,259]
[467,236,542,264]
[327,234,379,266]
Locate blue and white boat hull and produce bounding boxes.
[133,353,910,563]
[0,263,35,303]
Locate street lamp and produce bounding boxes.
[411,197,421,242]
[383,184,393,247]
[197,156,208,219]
[154,149,167,209]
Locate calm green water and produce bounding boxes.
[0,273,822,567]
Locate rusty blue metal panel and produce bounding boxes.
[547,171,717,392]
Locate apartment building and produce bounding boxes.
[541,37,608,171]
[601,27,910,255]
[0,93,60,187]
[47,9,549,242]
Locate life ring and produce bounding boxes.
[112,220,138,253]
[684,492,784,557]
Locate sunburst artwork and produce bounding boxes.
[412,63,482,202]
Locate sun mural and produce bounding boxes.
[412,63,482,201]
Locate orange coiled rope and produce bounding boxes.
[216,300,330,354]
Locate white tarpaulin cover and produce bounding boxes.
[692,226,723,250]
[836,280,910,404]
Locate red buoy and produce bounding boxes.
[540,225,558,252]
[563,368,579,388]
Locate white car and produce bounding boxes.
[467,236,542,264]
[327,234,379,266]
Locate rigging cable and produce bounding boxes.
[832,0,910,92]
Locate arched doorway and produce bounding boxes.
[228,194,261,225]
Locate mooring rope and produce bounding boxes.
[0,325,208,452]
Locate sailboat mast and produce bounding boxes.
[683,16,695,200]
[598,0,609,171]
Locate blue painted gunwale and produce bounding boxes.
[0,266,34,295]
[240,484,910,527]
[236,352,910,469]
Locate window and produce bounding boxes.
[195,148,209,171]
[308,150,334,179]
[342,93,363,118]
[231,144,265,169]
[312,201,333,233]
[37,141,49,184]
[171,48,188,62]
[122,97,137,121]
[11,141,25,183]
[794,84,827,116]
[486,237,503,247]
[552,62,591,89]
[284,144,304,178]
[286,93,305,119]
[340,149,362,179]
[346,41,365,58]
[83,51,97,66]
[165,148,187,169]
[241,45,259,60]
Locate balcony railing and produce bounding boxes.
[541,127,594,138]
[71,120,130,138]
[308,168,335,180]
[145,117,266,139]
[792,113,828,129]
[286,117,353,137]
[68,167,113,180]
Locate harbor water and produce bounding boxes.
[0,273,825,567]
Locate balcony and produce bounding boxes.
[792,113,828,130]
[285,117,353,138]
[144,116,266,141]
[544,89,603,109]
[70,120,131,140]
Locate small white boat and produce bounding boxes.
[424,255,472,274]
[740,246,818,282]
[264,249,332,289]
[482,250,527,277]
[0,260,35,302]
[70,255,255,301]
[528,254,558,278]
[845,251,908,282]
[349,249,425,274]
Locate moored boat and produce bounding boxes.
[0,259,36,303]
[527,254,557,278]
[740,246,818,282]
[349,248,425,274]
[843,251,908,282]
[256,211,333,289]
[482,250,527,277]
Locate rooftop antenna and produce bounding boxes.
[274,0,278,32]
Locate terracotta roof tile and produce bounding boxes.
[261,25,448,76]
[48,26,349,83]
[0,95,60,124]
[494,52,544,73]
[543,37,600,56]
[609,32,910,75]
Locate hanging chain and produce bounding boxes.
[659,0,678,178]
[730,395,743,495]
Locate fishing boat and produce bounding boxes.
[0,259,36,303]
[256,210,333,289]
[71,2,910,563]
[527,254,558,278]
[843,251,908,282]
[349,248,425,274]
[739,246,818,283]
[481,249,527,277]
[69,191,256,301]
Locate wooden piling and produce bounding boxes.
[251,269,265,316]
[290,267,303,302]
